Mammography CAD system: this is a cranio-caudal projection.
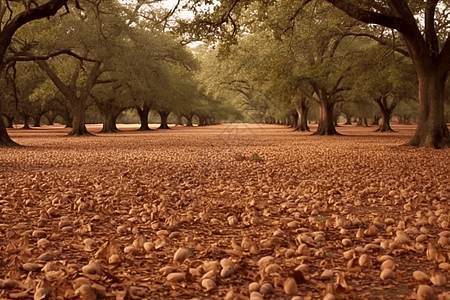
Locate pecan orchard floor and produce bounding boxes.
[1,124,449,300]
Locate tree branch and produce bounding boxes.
[325,0,411,34]
[6,49,98,63]
[0,0,68,68]
[425,0,439,57]
[342,32,410,57]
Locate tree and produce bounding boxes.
[0,0,71,146]
[90,82,134,133]
[178,0,450,147]
[324,0,450,147]
[349,41,417,132]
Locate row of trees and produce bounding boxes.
[1,0,450,148]
[0,0,241,146]
[177,0,450,148]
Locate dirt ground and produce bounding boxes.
[1,124,450,300]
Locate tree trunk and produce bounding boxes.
[314,100,339,135]
[295,106,310,131]
[69,101,90,136]
[0,116,17,146]
[61,106,73,128]
[375,96,395,132]
[175,114,183,126]
[292,111,299,129]
[344,114,352,125]
[33,114,42,127]
[186,114,194,127]
[22,114,31,129]
[362,117,369,127]
[356,117,369,127]
[3,115,14,128]
[333,113,340,127]
[46,116,54,125]
[136,104,151,131]
[198,116,206,126]
[372,115,381,126]
[158,110,170,129]
[408,73,450,148]
[404,116,411,125]
[101,113,119,133]
[64,115,73,128]
[95,100,123,133]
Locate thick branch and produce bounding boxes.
[425,0,439,57]
[343,32,410,57]
[325,0,411,34]
[0,0,68,67]
[6,49,98,63]
[36,60,75,103]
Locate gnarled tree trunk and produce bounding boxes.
[295,106,310,131]
[69,101,89,136]
[357,117,369,127]
[374,96,397,132]
[372,115,381,126]
[22,114,31,129]
[2,114,14,128]
[292,111,299,129]
[344,113,352,125]
[186,114,194,127]
[0,117,17,146]
[408,72,450,148]
[101,114,119,133]
[175,114,183,126]
[136,103,151,131]
[314,99,339,135]
[158,110,170,129]
[46,115,54,125]
[198,116,206,126]
[33,114,43,127]
[97,102,125,133]
[37,60,102,136]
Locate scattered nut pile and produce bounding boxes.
[0,124,449,299]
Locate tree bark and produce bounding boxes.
[314,100,339,135]
[33,114,42,127]
[0,116,17,146]
[333,112,340,127]
[158,110,170,129]
[69,101,90,135]
[357,117,369,127]
[344,113,352,125]
[186,114,194,127]
[374,96,396,132]
[97,102,124,133]
[2,114,14,128]
[198,116,206,126]
[46,115,54,125]
[45,112,56,125]
[136,103,151,131]
[292,111,299,129]
[61,107,73,128]
[175,114,183,126]
[22,114,31,129]
[295,106,310,131]
[372,115,381,126]
[100,113,119,133]
[407,72,450,148]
